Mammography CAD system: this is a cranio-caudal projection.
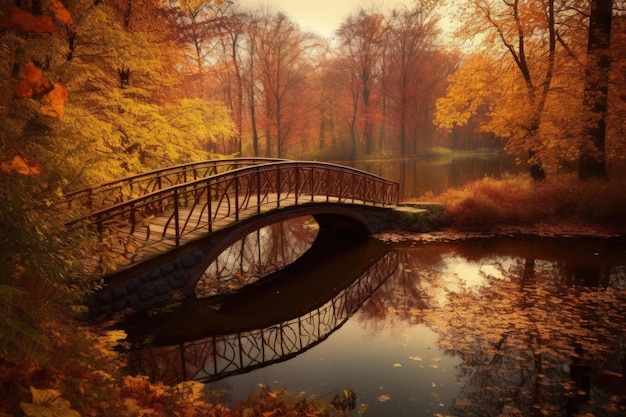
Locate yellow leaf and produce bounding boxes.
[20,386,80,417]
[29,386,62,404]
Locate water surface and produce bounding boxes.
[120,233,626,417]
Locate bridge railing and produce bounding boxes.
[68,161,400,272]
[59,158,286,213]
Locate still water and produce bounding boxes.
[119,216,626,416]
[346,150,522,198]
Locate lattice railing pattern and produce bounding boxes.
[127,250,398,385]
[59,158,286,213]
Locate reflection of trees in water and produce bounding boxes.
[196,217,318,297]
[435,261,626,416]
[356,247,438,337]
[358,240,626,416]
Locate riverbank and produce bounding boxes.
[398,174,626,240]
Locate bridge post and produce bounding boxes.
[276,170,281,208]
[208,190,213,233]
[234,176,240,222]
[295,167,299,205]
[256,171,261,214]
[174,189,180,246]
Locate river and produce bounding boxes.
[345,149,522,198]
[116,153,626,416]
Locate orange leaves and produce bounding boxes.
[121,375,230,417]
[41,83,68,117]
[49,0,73,25]
[4,6,56,33]
[1,1,73,32]
[13,62,52,98]
[13,62,68,118]
[1,155,44,175]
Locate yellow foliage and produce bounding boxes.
[174,380,207,404]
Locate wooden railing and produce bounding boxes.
[68,161,400,272]
[60,158,286,212]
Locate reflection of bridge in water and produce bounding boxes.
[123,243,398,385]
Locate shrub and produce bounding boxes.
[425,174,626,232]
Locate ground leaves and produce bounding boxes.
[20,386,80,417]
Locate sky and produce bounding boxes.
[233,0,421,38]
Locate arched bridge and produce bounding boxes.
[65,158,438,317]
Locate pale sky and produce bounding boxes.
[233,0,423,38]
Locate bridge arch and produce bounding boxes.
[85,202,395,317]
[181,203,380,296]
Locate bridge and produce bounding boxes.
[64,158,440,317]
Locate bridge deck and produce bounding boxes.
[84,194,379,277]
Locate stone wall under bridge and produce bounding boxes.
[85,202,443,318]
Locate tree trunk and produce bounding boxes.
[579,0,612,180]
[231,33,244,156]
[248,36,260,157]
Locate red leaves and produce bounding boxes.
[4,6,56,33]
[1,155,44,175]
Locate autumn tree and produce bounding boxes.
[436,0,573,180]
[383,2,446,157]
[2,0,234,192]
[214,7,252,155]
[253,11,318,158]
[337,9,386,159]
[313,44,346,155]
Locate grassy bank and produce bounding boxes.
[420,174,626,234]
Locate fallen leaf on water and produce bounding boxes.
[409,356,422,361]
[456,398,472,406]
[393,363,402,368]
[377,394,390,402]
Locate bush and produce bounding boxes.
[425,174,626,232]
